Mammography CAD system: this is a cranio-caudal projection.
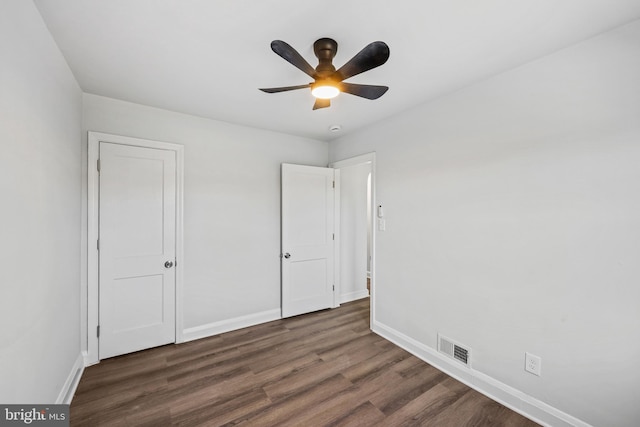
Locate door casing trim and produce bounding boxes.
[87,131,184,365]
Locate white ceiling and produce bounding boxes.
[34,0,640,141]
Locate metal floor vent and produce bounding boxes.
[438,334,471,367]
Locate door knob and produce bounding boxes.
[164,261,174,268]
[283,253,291,259]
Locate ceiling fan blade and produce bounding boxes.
[336,41,390,81]
[259,84,310,93]
[313,98,330,110]
[340,83,389,100]
[271,40,317,78]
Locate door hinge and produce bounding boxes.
[97,325,100,338]
[174,259,177,267]
[332,285,335,291]
[97,239,99,250]
[97,159,101,172]
[332,180,335,188]
[332,233,335,240]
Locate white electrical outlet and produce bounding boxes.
[525,352,542,376]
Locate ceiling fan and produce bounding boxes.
[259,38,390,110]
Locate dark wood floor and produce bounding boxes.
[71,299,539,426]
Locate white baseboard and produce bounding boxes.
[372,320,592,427]
[182,309,281,343]
[56,353,84,404]
[339,289,370,304]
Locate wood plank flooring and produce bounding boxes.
[71,299,539,426]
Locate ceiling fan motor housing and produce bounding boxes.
[313,38,338,76]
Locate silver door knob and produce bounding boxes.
[283,253,291,259]
[164,261,174,268]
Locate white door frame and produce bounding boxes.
[329,152,376,324]
[86,131,184,365]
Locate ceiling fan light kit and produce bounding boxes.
[260,37,390,110]
[311,81,340,99]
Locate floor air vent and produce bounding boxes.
[438,334,471,367]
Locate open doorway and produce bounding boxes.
[331,153,376,323]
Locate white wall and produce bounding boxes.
[329,20,640,427]
[0,0,82,403]
[337,162,371,303]
[82,94,328,345]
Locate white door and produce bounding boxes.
[99,142,176,359]
[281,164,335,318]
